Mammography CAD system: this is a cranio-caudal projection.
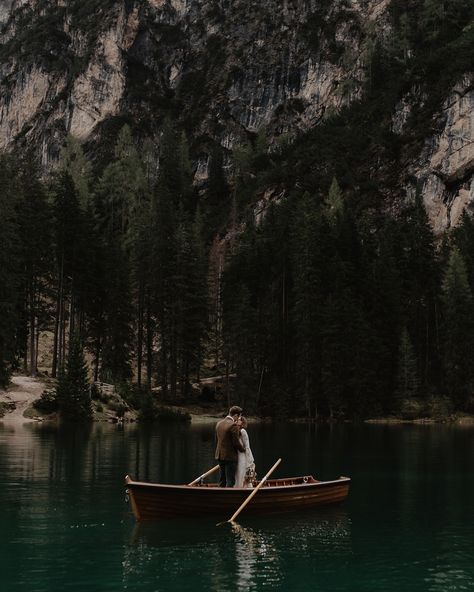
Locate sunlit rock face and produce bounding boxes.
[401,76,474,233]
[68,6,140,141]
[0,0,472,231]
[0,0,386,161]
[0,1,14,25]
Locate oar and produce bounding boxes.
[219,458,282,525]
[187,464,219,486]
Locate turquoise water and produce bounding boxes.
[0,421,473,591]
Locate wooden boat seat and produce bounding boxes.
[192,475,318,487]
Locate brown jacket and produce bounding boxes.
[215,417,245,461]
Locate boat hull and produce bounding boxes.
[125,475,350,521]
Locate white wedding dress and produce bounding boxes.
[234,428,255,488]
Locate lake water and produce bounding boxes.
[0,420,473,592]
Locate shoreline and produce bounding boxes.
[0,375,49,425]
[2,375,473,427]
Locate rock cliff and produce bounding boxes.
[0,0,473,232]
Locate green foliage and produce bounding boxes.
[33,389,58,414]
[2,0,474,424]
[149,120,207,399]
[0,402,15,418]
[56,339,92,421]
[440,247,474,405]
[68,0,119,57]
[399,398,424,420]
[17,167,54,377]
[99,244,134,384]
[204,147,231,236]
[59,137,93,208]
[395,328,420,405]
[125,387,191,422]
[0,156,21,386]
[425,396,453,420]
[0,5,71,70]
[219,169,461,419]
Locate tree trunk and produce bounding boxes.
[52,258,64,378]
[94,340,100,382]
[35,324,40,375]
[137,278,144,389]
[29,297,36,377]
[146,298,153,390]
[59,293,67,370]
[305,372,311,420]
[196,340,201,383]
[69,287,75,340]
[225,357,230,409]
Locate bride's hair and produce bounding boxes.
[240,416,248,429]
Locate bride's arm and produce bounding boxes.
[241,429,254,465]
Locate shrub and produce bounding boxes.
[108,400,128,418]
[137,393,191,422]
[154,406,191,422]
[425,396,453,419]
[33,389,58,414]
[56,339,92,421]
[0,402,16,418]
[400,398,425,420]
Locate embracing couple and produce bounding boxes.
[215,405,256,488]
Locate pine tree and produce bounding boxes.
[205,147,230,237]
[17,168,53,377]
[399,195,439,392]
[129,195,152,389]
[51,171,83,376]
[453,212,474,289]
[290,193,329,418]
[95,125,145,239]
[59,135,92,208]
[177,210,208,395]
[361,214,403,407]
[149,121,197,398]
[395,327,420,405]
[81,219,107,383]
[440,246,474,405]
[56,337,92,421]
[0,156,20,386]
[325,177,344,222]
[92,126,142,385]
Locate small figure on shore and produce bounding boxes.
[234,416,255,488]
[215,405,245,487]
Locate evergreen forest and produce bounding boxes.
[1,121,474,421]
[0,0,474,420]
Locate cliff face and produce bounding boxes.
[0,0,473,231]
[410,76,474,232]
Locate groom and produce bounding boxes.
[215,405,245,487]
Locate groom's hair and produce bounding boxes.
[229,405,242,417]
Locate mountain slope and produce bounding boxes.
[0,0,473,231]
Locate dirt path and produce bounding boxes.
[0,375,47,424]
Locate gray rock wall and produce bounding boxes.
[0,0,472,232]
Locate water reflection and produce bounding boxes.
[1,421,474,591]
[230,522,281,591]
[122,508,351,591]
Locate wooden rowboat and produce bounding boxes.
[125,474,351,521]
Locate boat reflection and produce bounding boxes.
[230,521,282,591]
[122,507,351,591]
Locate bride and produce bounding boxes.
[234,416,255,488]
